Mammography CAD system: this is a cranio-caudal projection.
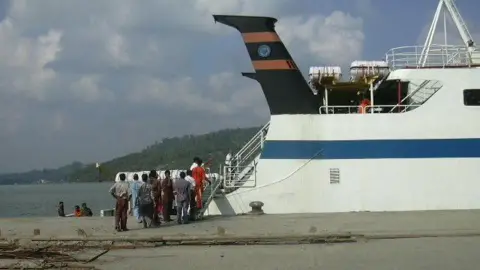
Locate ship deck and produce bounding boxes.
[1,210,480,269]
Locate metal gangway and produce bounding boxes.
[197,122,269,218]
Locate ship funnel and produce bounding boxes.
[241,72,257,81]
[213,14,319,115]
[213,15,277,33]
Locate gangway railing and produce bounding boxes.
[198,172,223,219]
[223,159,258,189]
[222,122,269,189]
[386,44,478,70]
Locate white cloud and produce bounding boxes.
[277,11,364,66]
[0,0,366,172]
[70,75,114,103]
[417,5,480,46]
[0,17,62,100]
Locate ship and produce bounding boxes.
[203,0,480,216]
[116,0,480,218]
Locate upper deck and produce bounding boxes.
[385,44,480,70]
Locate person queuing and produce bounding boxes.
[150,170,162,226]
[109,173,131,232]
[174,171,191,224]
[111,157,215,230]
[161,170,174,222]
[129,173,143,223]
[192,158,211,210]
[185,169,196,219]
[137,173,155,228]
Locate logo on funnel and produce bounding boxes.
[257,45,271,58]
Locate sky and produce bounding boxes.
[0,0,478,173]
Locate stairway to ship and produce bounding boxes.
[196,122,269,219]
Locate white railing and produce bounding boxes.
[389,80,442,112]
[198,173,223,219]
[223,164,256,188]
[409,80,443,104]
[320,105,422,114]
[320,105,362,114]
[385,44,477,70]
[231,122,269,171]
[368,105,421,113]
[222,122,269,189]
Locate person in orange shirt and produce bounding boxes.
[192,158,211,210]
[358,98,371,114]
[74,205,82,217]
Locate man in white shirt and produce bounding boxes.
[109,173,131,232]
[225,151,232,167]
[190,157,200,170]
[185,169,196,218]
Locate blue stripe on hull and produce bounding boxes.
[261,139,480,160]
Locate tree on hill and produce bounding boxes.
[66,126,262,182]
[0,162,85,185]
[0,126,262,184]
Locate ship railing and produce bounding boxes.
[221,122,269,190]
[197,173,223,219]
[229,122,269,175]
[389,80,443,112]
[223,164,256,188]
[385,44,476,70]
[319,105,421,114]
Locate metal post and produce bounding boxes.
[324,88,329,114]
[96,163,101,182]
[260,128,264,149]
[397,80,402,112]
[420,0,443,66]
[369,81,374,113]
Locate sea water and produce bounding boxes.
[0,182,115,217]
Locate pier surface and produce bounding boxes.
[1,210,480,269]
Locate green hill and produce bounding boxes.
[0,126,262,184]
[0,162,85,185]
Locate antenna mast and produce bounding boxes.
[418,0,475,66]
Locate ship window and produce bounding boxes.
[464,89,480,106]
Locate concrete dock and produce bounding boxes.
[1,210,480,269]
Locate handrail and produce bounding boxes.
[224,164,256,188]
[389,80,431,112]
[234,122,269,161]
[400,80,442,112]
[197,174,223,219]
[320,104,422,114]
[385,44,476,69]
[221,122,269,190]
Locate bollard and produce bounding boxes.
[248,201,265,215]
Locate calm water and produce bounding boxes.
[0,182,115,218]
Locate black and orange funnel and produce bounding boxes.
[214,15,319,115]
